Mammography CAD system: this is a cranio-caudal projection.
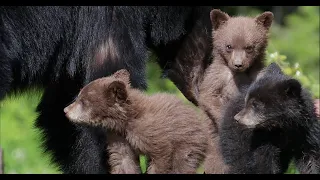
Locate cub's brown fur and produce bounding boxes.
[64,69,214,174]
[106,132,141,174]
[64,69,141,174]
[199,9,274,174]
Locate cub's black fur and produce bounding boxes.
[219,63,320,174]
[0,6,213,174]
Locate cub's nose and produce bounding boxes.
[235,64,243,68]
[64,107,69,114]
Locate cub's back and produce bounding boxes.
[139,93,211,142]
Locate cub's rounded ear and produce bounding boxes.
[266,62,283,75]
[106,80,128,103]
[279,79,302,98]
[210,9,230,30]
[112,69,131,85]
[256,63,283,81]
[255,11,274,30]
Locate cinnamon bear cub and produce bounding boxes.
[64,69,214,174]
[219,62,320,174]
[199,9,274,126]
[65,69,142,174]
[200,9,274,174]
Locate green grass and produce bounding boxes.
[0,92,59,174]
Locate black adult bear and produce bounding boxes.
[0,6,213,174]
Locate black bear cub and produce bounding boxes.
[219,62,320,174]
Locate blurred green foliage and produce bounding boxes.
[0,92,59,174]
[0,6,318,174]
[266,51,319,99]
[267,6,319,98]
[268,6,319,87]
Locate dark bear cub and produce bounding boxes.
[64,69,214,174]
[219,62,320,174]
[200,9,274,174]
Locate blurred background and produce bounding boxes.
[0,6,319,174]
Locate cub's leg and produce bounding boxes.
[172,145,207,174]
[107,132,141,174]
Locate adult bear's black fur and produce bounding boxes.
[219,63,320,174]
[0,6,213,174]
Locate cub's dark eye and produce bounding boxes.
[80,99,88,107]
[251,101,258,109]
[226,45,233,52]
[245,46,254,53]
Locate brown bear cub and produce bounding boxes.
[65,69,142,174]
[199,9,274,174]
[199,9,274,126]
[64,69,214,174]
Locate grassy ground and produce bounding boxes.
[0,92,60,174]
